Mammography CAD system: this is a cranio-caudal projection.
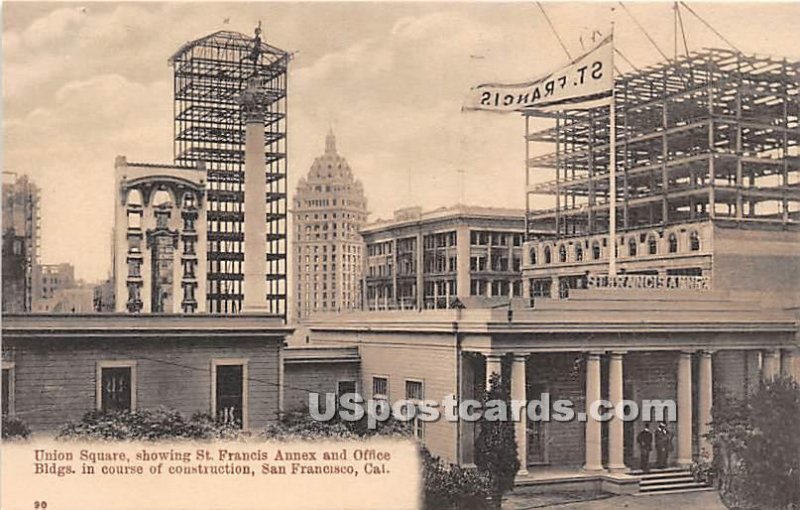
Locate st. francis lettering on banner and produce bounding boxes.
[463,35,613,113]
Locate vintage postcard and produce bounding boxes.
[2,2,799,509]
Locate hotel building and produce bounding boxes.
[292,131,367,319]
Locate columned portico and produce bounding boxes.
[607,351,626,472]
[676,351,693,466]
[583,352,604,472]
[697,351,713,458]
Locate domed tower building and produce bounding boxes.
[292,131,367,320]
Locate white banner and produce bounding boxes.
[463,35,613,113]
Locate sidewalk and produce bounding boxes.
[503,489,725,509]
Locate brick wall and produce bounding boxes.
[5,336,281,432]
[528,352,586,467]
[623,352,678,465]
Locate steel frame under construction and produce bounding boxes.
[524,48,799,240]
[169,31,289,316]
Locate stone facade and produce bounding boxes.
[292,131,367,320]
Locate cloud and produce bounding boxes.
[4,2,800,281]
[4,73,171,280]
[21,6,85,49]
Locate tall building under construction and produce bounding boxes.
[523,49,799,300]
[169,30,290,316]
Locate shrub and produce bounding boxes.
[263,409,412,441]
[2,415,31,440]
[708,377,800,510]
[690,452,715,485]
[421,447,492,510]
[56,407,241,441]
[475,372,520,506]
[267,410,490,509]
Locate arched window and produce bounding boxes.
[575,244,583,262]
[126,189,143,207]
[558,245,567,263]
[690,231,701,251]
[668,233,678,253]
[152,189,173,208]
[591,241,601,260]
[647,235,658,255]
[544,246,552,264]
[628,238,637,257]
[529,248,537,265]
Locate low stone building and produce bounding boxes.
[2,314,291,432]
[306,290,799,476]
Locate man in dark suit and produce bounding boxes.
[637,422,654,472]
[655,422,673,469]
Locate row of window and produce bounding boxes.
[125,189,200,210]
[530,230,702,265]
[470,231,524,247]
[370,376,424,440]
[1,360,249,428]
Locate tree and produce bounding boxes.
[475,371,520,507]
[704,376,800,510]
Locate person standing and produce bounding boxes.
[655,422,673,469]
[636,422,654,473]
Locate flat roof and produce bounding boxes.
[306,290,798,336]
[362,204,526,234]
[2,313,293,339]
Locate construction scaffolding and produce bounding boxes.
[525,48,800,240]
[169,31,289,316]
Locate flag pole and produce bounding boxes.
[608,24,617,278]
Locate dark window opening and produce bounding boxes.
[216,364,244,428]
[101,367,132,412]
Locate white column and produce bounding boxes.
[607,351,626,472]
[485,354,503,390]
[584,352,603,472]
[763,349,781,381]
[780,348,796,380]
[242,111,268,312]
[512,354,528,476]
[677,351,693,467]
[698,351,713,459]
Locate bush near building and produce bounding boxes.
[56,407,241,441]
[2,415,31,440]
[263,410,411,441]
[701,377,800,510]
[476,372,520,508]
[268,411,493,509]
[422,448,493,510]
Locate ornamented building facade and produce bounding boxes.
[292,131,367,320]
[113,157,208,313]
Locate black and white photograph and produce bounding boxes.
[2,2,799,509]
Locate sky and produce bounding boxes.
[3,1,799,281]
